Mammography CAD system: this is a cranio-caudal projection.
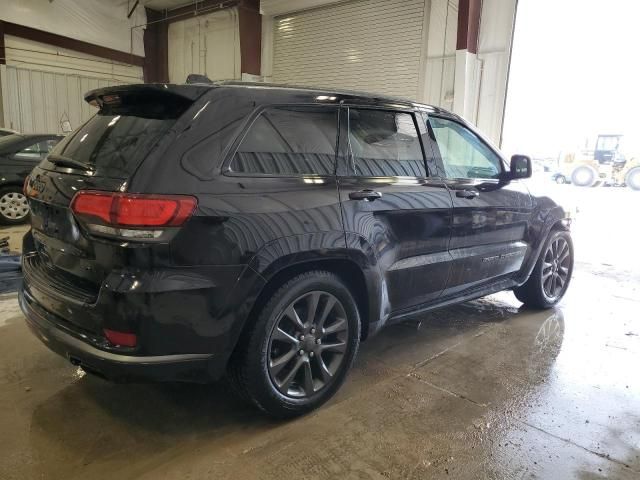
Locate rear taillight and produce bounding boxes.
[70,191,197,241]
[23,175,30,195]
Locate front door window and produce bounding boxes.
[429,116,502,180]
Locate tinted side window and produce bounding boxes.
[348,109,426,177]
[230,106,338,175]
[429,116,502,179]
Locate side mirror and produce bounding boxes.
[509,154,532,180]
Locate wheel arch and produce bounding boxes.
[517,205,570,286]
[246,254,377,342]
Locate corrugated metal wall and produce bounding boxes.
[0,35,143,134]
[0,65,123,134]
[272,0,426,99]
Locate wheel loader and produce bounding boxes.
[559,134,640,190]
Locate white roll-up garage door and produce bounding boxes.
[272,0,426,99]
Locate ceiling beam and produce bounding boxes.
[1,21,144,67]
[162,0,240,24]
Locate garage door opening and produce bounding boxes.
[502,0,640,273]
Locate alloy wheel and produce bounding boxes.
[541,237,571,301]
[267,291,349,398]
[0,192,29,220]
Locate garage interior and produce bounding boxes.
[0,1,638,479]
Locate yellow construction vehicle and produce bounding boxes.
[558,134,640,190]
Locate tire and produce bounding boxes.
[625,167,640,191]
[555,175,567,184]
[571,166,597,187]
[227,270,361,418]
[514,229,574,309]
[0,186,30,225]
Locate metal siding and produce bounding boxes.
[1,35,142,134]
[273,0,425,99]
[1,65,125,134]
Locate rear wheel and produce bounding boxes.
[514,229,574,309]
[625,167,640,191]
[571,166,597,187]
[228,271,360,418]
[0,186,30,225]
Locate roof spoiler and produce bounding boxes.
[84,84,211,107]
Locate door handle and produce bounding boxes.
[456,189,479,199]
[349,190,382,201]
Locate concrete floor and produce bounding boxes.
[0,186,638,479]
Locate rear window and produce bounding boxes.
[49,92,193,178]
[230,106,338,175]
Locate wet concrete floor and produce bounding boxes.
[0,186,638,479]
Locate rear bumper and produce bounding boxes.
[19,287,226,383]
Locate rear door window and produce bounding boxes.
[230,106,338,175]
[348,109,427,177]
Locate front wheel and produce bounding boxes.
[228,271,360,418]
[514,229,574,309]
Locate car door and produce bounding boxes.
[338,106,453,314]
[426,115,533,297]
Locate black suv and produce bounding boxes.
[20,83,573,417]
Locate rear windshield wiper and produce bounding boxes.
[47,154,94,172]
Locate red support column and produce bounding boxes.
[453,0,482,119]
[456,0,482,54]
[143,8,169,83]
[239,0,261,77]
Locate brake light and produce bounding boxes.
[104,329,137,347]
[23,175,30,195]
[70,191,197,240]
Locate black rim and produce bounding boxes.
[267,291,349,398]
[541,237,571,301]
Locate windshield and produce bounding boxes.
[596,136,621,151]
[49,92,193,178]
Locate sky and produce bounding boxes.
[502,0,640,159]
